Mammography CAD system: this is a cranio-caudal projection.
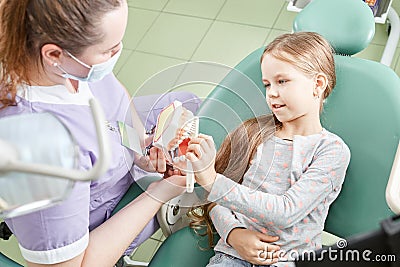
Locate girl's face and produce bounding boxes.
[261,54,322,126]
[60,2,128,79]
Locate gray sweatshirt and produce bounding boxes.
[208,129,350,265]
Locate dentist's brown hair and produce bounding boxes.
[0,0,124,108]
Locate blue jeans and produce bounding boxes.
[207,252,274,267]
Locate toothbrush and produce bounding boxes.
[170,116,199,193]
[183,117,199,193]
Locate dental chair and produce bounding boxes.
[146,0,400,266]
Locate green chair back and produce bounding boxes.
[291,0,400,238]
[322,55,400,237]
[197,48,269,148]
[293,0,375,56]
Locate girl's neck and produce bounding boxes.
[276,122,323,140]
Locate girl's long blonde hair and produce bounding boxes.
[189,114,278,247]
[189,31,336,248]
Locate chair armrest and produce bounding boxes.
[0,253,23,267]
[149,226,218,267]
[322,230,341,247]
[111,175,161,216]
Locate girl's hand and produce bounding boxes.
[186,134,217,191]
[227,228,281,265]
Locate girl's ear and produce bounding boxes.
[313,72,328,98]
[41,44,64,67]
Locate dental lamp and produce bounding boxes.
[0,99,110,219]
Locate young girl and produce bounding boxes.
[187,32,351,266]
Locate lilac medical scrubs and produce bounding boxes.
[0,74,200,264]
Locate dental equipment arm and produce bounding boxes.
[0,98,110,218]
[386,141,400,214]
[0,98,110,181]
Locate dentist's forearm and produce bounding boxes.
[82,192,162,267]
[83,174,186,267]
[25,192,162,267]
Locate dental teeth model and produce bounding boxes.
[152,101,199,193]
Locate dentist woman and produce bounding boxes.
[0,1,186,266]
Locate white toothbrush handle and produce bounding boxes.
[186,160,194,193]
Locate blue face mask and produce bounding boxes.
[58,43,122,82]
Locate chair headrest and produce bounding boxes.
[293,0,375,56]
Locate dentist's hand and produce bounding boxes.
[186,134,217,191]
[134,146,167,173]
[147,174,186,203]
